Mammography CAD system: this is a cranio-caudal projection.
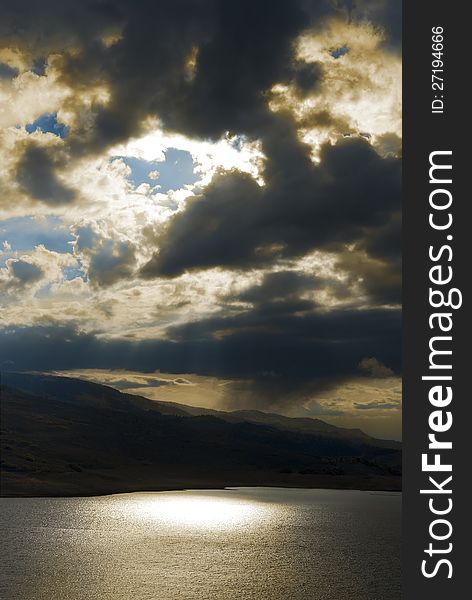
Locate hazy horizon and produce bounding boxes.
[29,368,401,440]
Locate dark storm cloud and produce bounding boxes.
[364,215,401,268]
[298,108,352,134]
[4,0,342,209]
[360,263,401,306]
[1,0,362,150]
[336,211,402,305]
[16,145,76,205]
[0,0,123,55]
[0,0,314,152]
[142,135,400,278]
[237,271,317,305]
[353,0,402,50]
[0,0,402,413]
[232,270,352,316]
[0,303,400,381]
[4,0,399,232]
[71,225,137,287]
[87,240,137,288]
[167,306,401,379]
[290,61,323,98]
[336,251,401,307]
[218,376,350,414]
[60,0,343,148]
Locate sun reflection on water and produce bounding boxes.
[125,492,268,529]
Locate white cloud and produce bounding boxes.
[110,124,265,186]
[269,17,401,159]
[0,244,76,301]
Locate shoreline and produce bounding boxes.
[0,475,402,499]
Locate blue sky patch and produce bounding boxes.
[0,216,74,257]
[31,58,47,76]
[25,112,69,138]
[117,148,199,192]
[229,135,246,151]
[34,282,54,299]
[62,265,86,281]
[0,62,19,79]
[330,46,349,59]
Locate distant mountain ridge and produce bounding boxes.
[2,371,400,447]
[0,372,401,496]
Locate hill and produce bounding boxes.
[0,372,401,496]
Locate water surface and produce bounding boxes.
[0,487,401,600]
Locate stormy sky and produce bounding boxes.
[0,0,402,438]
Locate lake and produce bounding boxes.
[0,487,401,600]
